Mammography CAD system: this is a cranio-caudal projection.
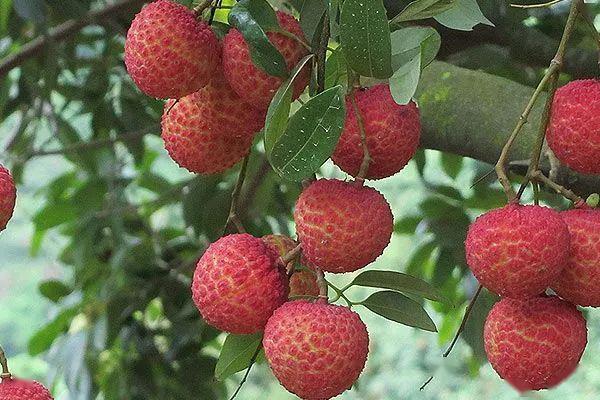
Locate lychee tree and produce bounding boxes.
[0,0,599,399]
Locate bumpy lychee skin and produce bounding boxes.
[0,165,16,231]
[124,0,219,99]
[262,235,319,298]
[0,378,54,400]
[547,79,600,175]
[484,296,587,391]
[294,179,393,273]
[465,204,569,298]
[161,70,265,174]
[263,301,369,400]
[191,234,288,334]
[332,84,421,180]
[552,209,600,306]
[222,12,309,110]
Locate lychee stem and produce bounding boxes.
[223,155,250,235]
[0,345,11,381]
[315,268,329,303]
[531,170,584,205]
[280,244,302,268]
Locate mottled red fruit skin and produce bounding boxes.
[332,84,421,180]
[294,179,393,273]
[484,296,587,391]
[191,234,288,334]
[263,301,369,400]
[0,165,16,231]
[124,0,219,99]
[552,209,600,306]
[161,70,265,174]
[262,235,319,298]
[0,378,54,400]
[222,12,309,110]
[465,204,569,298]
[547,79,600,174]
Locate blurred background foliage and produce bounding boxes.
[0,0,599,399]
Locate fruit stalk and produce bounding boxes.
[443,284,482,357]
[0,345,11,380]
[223,155,250,235]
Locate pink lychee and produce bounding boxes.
[0,165,16,232]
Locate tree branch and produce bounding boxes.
[0,0,146,78]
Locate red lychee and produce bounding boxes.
[0,165,16,232]
[0,378,54,400]
[465,204,569,298]
[332,84,421,180]
[547,79,600,175]
[161,69,265,174]
[124,0,219,99]
[552,208,600,306]
[222,11,309,110]
[294,179,393,273]
[262,235,319,298]
[191,234,288,334]
[263,300,369,400]
[484,296,587,391]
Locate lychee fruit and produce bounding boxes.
[261,235,319,298]
[124,0,219,99]
[161,69,265,174]
[465,204,570,298]
[0,165,16,232]
[0,378,54,400]
[547,79,600,175]
[222,11,309,110]
[191,233,288,334]
[552,208,600,306]
[263,300,369,400]
[294,179,393,273]
[484,296,587,391]
[332,84,421,180]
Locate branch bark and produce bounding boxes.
[0,0,145,78]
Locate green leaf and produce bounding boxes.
[0,0,12,33]
[299,0,327,43]
[392,0,456,23]
[324,48,347,90]
[391,27,441,69]
[39,280,72,303]
[360,290,437,332]
[29,307,79,355]
[264,54,314,154]
[228,0,289,78]
[351,270,449,303]
[389,54,421,105]
[434,0,493,31]
[394,216,421,234]
[441,153,464,179]
[269,85,345,181]
[215,333,262,380]
[340,0,392,79]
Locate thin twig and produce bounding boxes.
[0,345,11,380]
[350,93,371,183]
[280,244,302,266]
[511,0,565,8]
[228,342,262,400]
[315,268,328,302]
[532,170,584,204]
[223,155,250,235]
[420,376,434,391]
[443,285,483,358]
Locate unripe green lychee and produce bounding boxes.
[124,0,219,99]
[0,378,54,400]
[332,84,421,180]
[294,179,393,273]
[552,209,600,306]
[484,296,587,391]
[0,165,16,232]
[161,69,265,174]
[191,234,288,334]
[263,300,369,400]
[261,235,319,298]
[465,204,569,298]
[222,11,309,110]
[547,79,600,175]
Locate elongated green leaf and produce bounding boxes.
[361,290,437,332]
[340,0,392,78]
[299,0,327,43]
[351,270,449,303]
[324,48,347,90]
[39,280,72,303]
[434,0,494,31]
[269,85,345,181]
[392,0,456,23]
[228,0,288,77]
[389,54,421,105]
[0,0,11,33]
[215,333,262,380]
[29,307,79,355]
[264,54,314,154]
[391,27,441,69]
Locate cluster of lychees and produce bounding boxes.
[465,79,600,392]
[123,1,423,397]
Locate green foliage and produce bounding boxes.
[360,290,437,332]
[215,333,263,380]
